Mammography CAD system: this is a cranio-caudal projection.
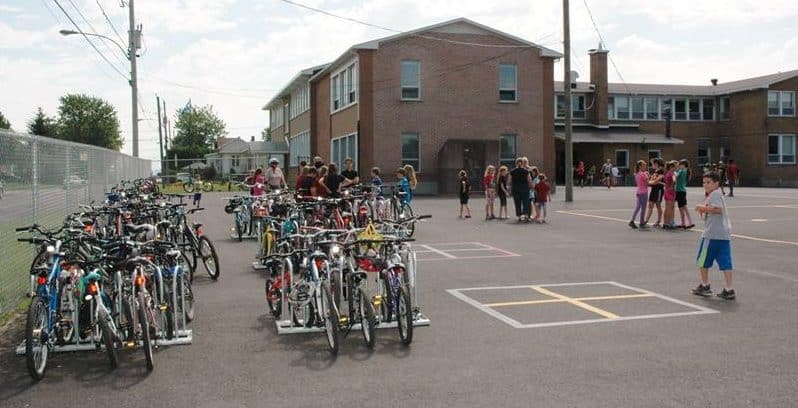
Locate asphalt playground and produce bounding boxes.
[1,186,797,407]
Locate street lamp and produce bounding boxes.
[60,24,140,158]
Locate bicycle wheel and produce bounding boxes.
[234,215,243,241]
[181,275,195,323]
[320,281,339,355]
[379,274,393,323]
[183,182,194,193]
[358,287,376,349]
[137,291,154,371]
[400,202,414,219]
[397,285,413,345]
[98,308,119,368]
[55,281,75,345]
[25,297,49,381]
[265,278,281,318]
[202,182,213,192]
[199,236,220,280]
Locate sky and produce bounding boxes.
[1,0,797,171]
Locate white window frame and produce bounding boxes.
[498,64,518,102]
[702,98,715,121]
[400,60,421,101]
[720,97,731,120]
[768,134,796,165]
[630,96,644,120]
[644,97,659,120]
[401,132,421,172]
[500,134,517,169]
[608,96,615,120]
[290,84,310,119]
[288,131,310,167]
[615,149,629,169]
[697,138,711,166]
[768,91,796,117]
[330,59,358,114]
[330,133,358,169]
[231,155,240,168]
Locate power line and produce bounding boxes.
[53,0,130,80]
[66,0,128,66]
[96,0,126,46]
[582,0,630,94]
[277,0,550,49]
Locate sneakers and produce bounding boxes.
[692,284,712,297]
[639,222,650,229]
[628,221,638,229]
[717,289,736,300]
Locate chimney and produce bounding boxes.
[588,42,610,127]
[251,136,255,142]
[711,78,718,86]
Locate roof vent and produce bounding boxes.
[711,78,718,86]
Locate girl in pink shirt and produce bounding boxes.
[662,160,678,229]
[629,160,649,229]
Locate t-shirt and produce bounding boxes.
[664,171,675,194]
[265,167,284,187]
[497,174,508,194]
[341,169,358,182]
[459,177,470,196]
[371,176,383,196]
[252,174,266,196]
[295,175,306,192]
[601,163,612,174]
[313,177,328,197]
[509,167,530,192]
[702,189,731,240]
[299,176,314,195]
[675,168,689,192]
[398,177,412,203]
[483,174,496,189]
[635,171,649,194]
[534,181,550,203]
[727,164,739,181]
[326,174,344,197]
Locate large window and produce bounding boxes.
[615,150,629,169]
[769,91,796,116]
[288,131,310,167]
[631,97,644,119]
[331,62,357,112]
[697,138,710,166]
[499,134,517,168]
[231,155,240,168]
[702,98,715,121]
[401,60,420,100]
[720,97,731,120]
[401,133,420,171]
[720,137,731,162]
[645,97,659,120]
[616,96,629,119]
[768,134,796,164]
[689,99,701,120]
[499,64,517,102]
[674,99,687,120]
[555,94,585,118]
[661,98,673,120]
[608,96,615,120]
[290,84,310,119]
[331,133,358,168]
[270,105,284,129]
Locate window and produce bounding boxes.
[608,96,615,119]
[697,138,710,166]
[499,134,517,169]
[768,91,795,116]
[702,98,715,120]
[289,131,310,167]
[616,96,629,119]
[556,95,566,118]
[688,99,701,120]
[499,64,517,102]
[401,133,420,171]
[284,102,290,134]
[401,60,420,100]
[661,98,673,120]
[231,155,240,168]
[290,84,310,119]
[331,133,358,168]
[645,97,659,120]
[648,150,661,160]
[572,95,586,119]
[674,99,687,120]
[768,134,796,164]
[271,105,284,129]
[331,62,358,112]
[631,97,644,119]
[615,150,629,169]
[720,137,731,162]
[720,97,731,120]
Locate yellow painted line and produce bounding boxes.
[530,286,620,320]
[557,210,798,247]
[484,293,654,308]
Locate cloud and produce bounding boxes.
[0,22,49,49]
[0,5,24,13]
[608,0,798,28]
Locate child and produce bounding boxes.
[629,160,649,229]
[529,166,540,221]
[662,161,677,229]
[533,173,551,223]
[497,166,509,220]
[483,165,496,220]
[396,167,412,205]
[403,164,418,191]
[458,170,472,219]
[370,167,383,196]
[645,158,665,227]
[692,171,735,300]
[676,159,695,229]
[587,164,596,186]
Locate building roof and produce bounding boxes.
[216,137,288,154]
[554,129,684,145]
[555,69,798,96]
[263,63,330,110]
[311,17,562,81]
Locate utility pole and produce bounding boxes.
[157,94,163,174]
[563,0,574,202]
[128,0,140,157]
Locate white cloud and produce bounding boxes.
[0,22,48,48]
[608,0,798,28]
[0,5,23,13]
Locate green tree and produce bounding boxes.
[27,107,58,137]
[56,94,123,150]
[261,126,271,141]
[0,110,11,130]
[167,104,226,161]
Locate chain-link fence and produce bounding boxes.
[0,130,151,318]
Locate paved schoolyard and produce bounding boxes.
[1,186,797,407]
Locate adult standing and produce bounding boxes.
[600,159,613,189]
[313,156,324,170]
[510,158,533,222]
[265,158,286,191]
[726,159,740,197]
[340,157,359,188]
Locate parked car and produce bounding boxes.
[63,175,88,189]
[176,172,192,183]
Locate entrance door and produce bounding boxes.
[462,142,486,191]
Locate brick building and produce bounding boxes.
[265,18,561,193]
[555,45,798,186]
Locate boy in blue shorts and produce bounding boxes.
[692,171,735,300]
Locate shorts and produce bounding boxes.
[664,190,676,202]
[649,187,663,203]
[676,191,687,208]
[535,201,547,208]
[498,192,507,206]
[459,194,469,205]
[696,238,733,270]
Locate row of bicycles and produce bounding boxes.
[15,179,220,381]
[223,183,429,354]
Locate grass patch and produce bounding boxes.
[160,181,231,194]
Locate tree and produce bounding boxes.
[56,94,123,150]
[167,104,226,161]
[261,126,271,141]
[27,107,58,137]
[0,110,11,130]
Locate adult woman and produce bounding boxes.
[324,163,345,198]
[509,158,533,222]
[265,158,286,191]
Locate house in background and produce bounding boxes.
[205,136,288,177]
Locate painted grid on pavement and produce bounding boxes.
[414,242,521,261]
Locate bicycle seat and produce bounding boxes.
[126,223,155,233]
[192,222,203,229]
[340,212,353,218]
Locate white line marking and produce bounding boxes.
[418,254,521,262]
[453,281,618,292]
[516,311,717,329]
[736,268,798,284]
[446,289,524,328]
[607,281,719,314]
[419,244,456,259]
[473,242,523,257]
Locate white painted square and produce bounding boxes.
[414,242,521,261]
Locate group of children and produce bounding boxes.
[457,157,551,223]
[629,157,696,230]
